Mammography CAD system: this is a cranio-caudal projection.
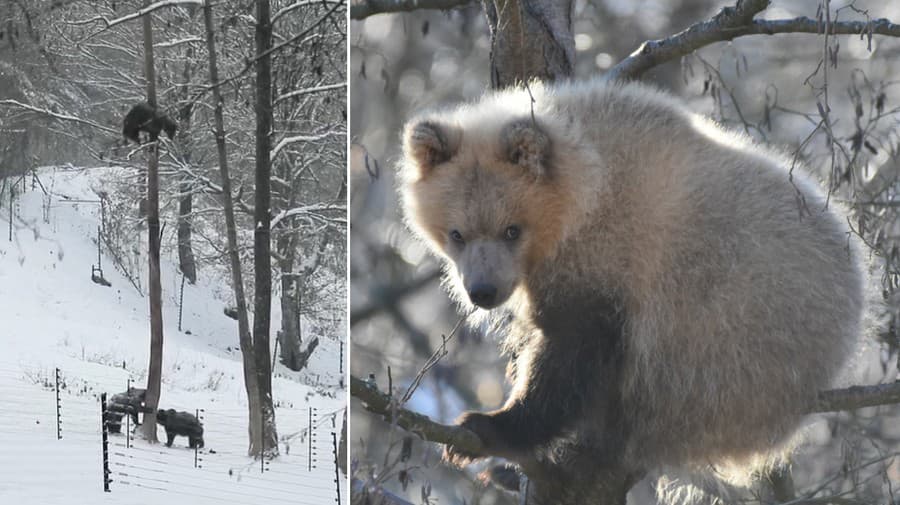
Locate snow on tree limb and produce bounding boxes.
[0,99,117,134]
[274,0,345,23]
[270,203,347,230]
[275,82,346,104]
[270,130,344,160]
[67,0,203,31]
[350,0,474,20]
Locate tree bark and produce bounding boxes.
[139,0,163,443]
[176,42,197,285]
[277,228,303,369]
[253,0,278,457]
[176,182,196,283]
[482,0,574,89]
[202,0,263,458]
[278,231,327,371]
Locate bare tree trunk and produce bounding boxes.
[253,0,278,457]
[277,229,303,369]
[176,182,196,284]
[139,0,163,443]
[176,60,197,284]
[202,0,264,457]
[339,410,348,475]
[482,0,575,88]
[279,229,329,370]
[176,4,198,285]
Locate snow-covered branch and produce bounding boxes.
[0,99,117,135]
[68,0,202,31]
[274,0,346,24]
[156,36,203,48]
[270,203,347,230]
[350,0,473,20]
[275,82,346,104]
[270,130,344,161]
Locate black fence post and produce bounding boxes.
[9,183,14,242]
[308,407,312,471]
[178,274,185,331]
[55,367,61,440]
[195,408,200,468]
[260,409,265,474]
[332,431,341,505]
[100,393,111,492]
[125,378,131,449]
[196,410,205,470]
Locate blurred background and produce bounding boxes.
[350,1,900,503]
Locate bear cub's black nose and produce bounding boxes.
[469,283,497,308]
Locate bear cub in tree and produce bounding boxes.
[156,409,204,448]
[122,102,177,144]
[399,80,867,483]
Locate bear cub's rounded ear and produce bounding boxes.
[502,119,551,178]
[403,120,460,177]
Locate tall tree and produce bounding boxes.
[176,14,198,286]
[202,0,264,458]
[139,0,163,443]
[253,0,278,457]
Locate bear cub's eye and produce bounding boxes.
[449,230,465,244]
[504,225,521,241]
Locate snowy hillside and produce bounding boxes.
[0,166,347,504]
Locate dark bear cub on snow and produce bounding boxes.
[122,102,177,144]
[156,408,204,448]
[105,388,146,434]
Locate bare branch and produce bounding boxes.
[275,82,346,104]
[350,375,484,454]
[350,0,473,20]
[605,0,900,82]
[67,0,202,33]
[273,0,344,23]
[269,203,347,230]
[813,381,900,413]
[0,99,117,135]
[351,375,900,465]
[270,129,344,160]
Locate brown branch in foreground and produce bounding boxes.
[350,0,474,20]
[352,376,900,467]
[605,0,900,81]
[812,381,900,413]
[350,375,484,455]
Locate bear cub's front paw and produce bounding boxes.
[443,411,506,467]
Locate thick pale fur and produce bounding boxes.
[398,80,867,495]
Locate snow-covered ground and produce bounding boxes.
[0,166,346,504]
